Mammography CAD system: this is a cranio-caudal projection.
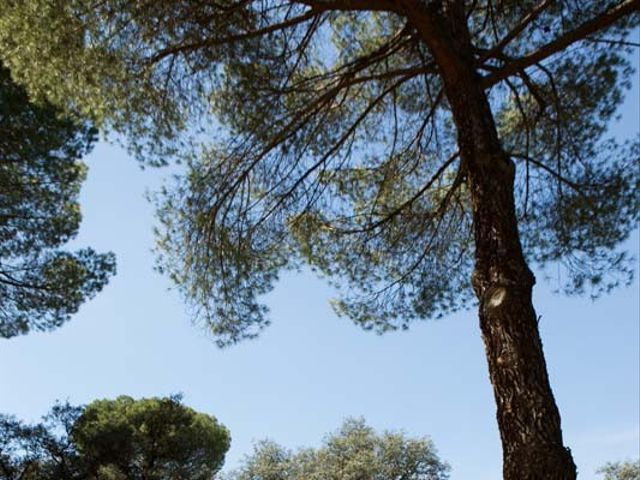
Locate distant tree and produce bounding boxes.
[598,460,640,480]
[0,64,115,338]
[72,395,230,479]
[1,1,638,478]
[225,418,449,480]
[0,403,84,480]
[0,396,230,480]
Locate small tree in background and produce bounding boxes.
[0,396,230,480]
[225,418,450,480]
[598,460,640,480]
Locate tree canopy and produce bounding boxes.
[0,63,115,338]
[1,1,635,344]
[0,395,230,480]
[224,418,450,480]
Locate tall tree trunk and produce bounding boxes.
[452,83,578,480]
[405,2,577,478]
[461,91,577,480]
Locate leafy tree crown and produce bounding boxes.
[1,1,637,345]
[0,395,230,480]
[225,417,450,480]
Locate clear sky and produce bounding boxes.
[1,63,638,480]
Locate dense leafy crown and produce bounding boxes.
[1,1,637,345]
[0,395,230,480]
[72,395,230,479]
[0,64,115,338]
[224,418,450,480]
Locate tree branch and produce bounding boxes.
[293,0,395,12]
[148,8,321,64]
[483,0,640,87]
[331,152,460,234]
[508,152,585,195]
[254,73,419,227]
[478,0,554,64]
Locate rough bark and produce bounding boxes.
[403,1,578,478]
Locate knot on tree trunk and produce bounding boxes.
[471,267,535,302]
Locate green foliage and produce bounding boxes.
[0,64,115,338]
[0,396,230,480]
[1,1,637,344]
[598,460,640,480]
[0,403,85,480]
[73,395,230,479]
[224,418,450,480]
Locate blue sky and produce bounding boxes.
[1,64,638,480]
